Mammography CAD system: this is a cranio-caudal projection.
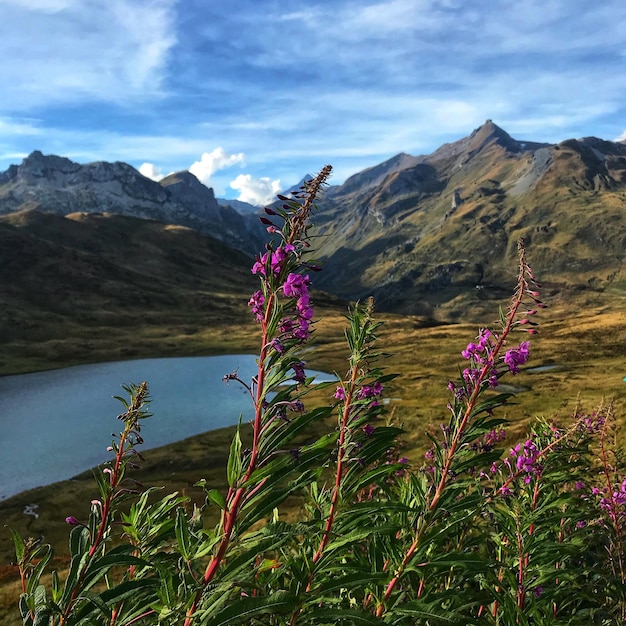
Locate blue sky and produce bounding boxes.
[1,0,626,205]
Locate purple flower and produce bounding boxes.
[292,361,306,384]
[279,318,294,333]
[288,400,305,412]
[294,320,310,340]
[251,251,270,276]
[461,342,478,360]
[248,290,265,322]
[362,424,375,436]
[65,516,82,525]
[503,341,530,374]
[283,273,310,298]
[270,338,285,354]
[357,385,372,400]
[334,386,346,400]
[509,439,543,480]
[297,296,314,320]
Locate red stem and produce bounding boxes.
[376,285,527,617]
[184,293,275,625]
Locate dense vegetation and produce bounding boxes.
[9,168,626,624]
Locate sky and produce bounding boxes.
[1,0,626,206]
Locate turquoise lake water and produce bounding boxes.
[0,356,334,499]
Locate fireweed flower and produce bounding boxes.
[248,290,265,322]
[460,329,499,389]
[251,251,269,276]
[283,273,310,298]
[357,383,384,400]
[503,341,530,374]
[292,361,307,384]
[509,439,543,480]
[334,386,346,400]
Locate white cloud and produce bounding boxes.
[0,116,41,136]
[616,130,626,142]
[0,0,177,109]
[229,174,282,206]
[139,162,165,181]
[189,148,245,186]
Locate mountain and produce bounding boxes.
[3,121,626,325]
[312,120,626,319]
[0,151,265,252]
[216,197,259,214]
[0,208,261,373]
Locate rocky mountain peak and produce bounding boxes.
[467,119,518,151]
[0,153,265,252]
[7,150,81,186]
[161,170,216,200]
[338,152,422,195]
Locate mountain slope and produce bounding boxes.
[0,209,261,372]
[313,121,626,319]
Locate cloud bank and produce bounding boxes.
[229,174,282,206]
[189,148,245,188]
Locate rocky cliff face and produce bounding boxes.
[0,151,264,253]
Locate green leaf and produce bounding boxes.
[70,578,159,623]
[307,608,384,624]
[200,590,297,626]
[26,545,53,595]
[10,528,26,563]
[204,488,227,510]
[175,507,192,561]
[227,423,243,487]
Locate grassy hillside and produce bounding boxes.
[0,209,265,374]
[313,122,626,320]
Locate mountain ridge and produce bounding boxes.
[2,120,626,320]
[0,150,265,253]
[311,120,626,318]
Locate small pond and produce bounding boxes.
[0,356,334,499]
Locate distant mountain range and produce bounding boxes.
[0,151,265,253]
[1,120,626,322]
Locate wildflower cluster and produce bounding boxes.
[506,438,544,482]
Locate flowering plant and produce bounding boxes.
[12,167,626,625]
